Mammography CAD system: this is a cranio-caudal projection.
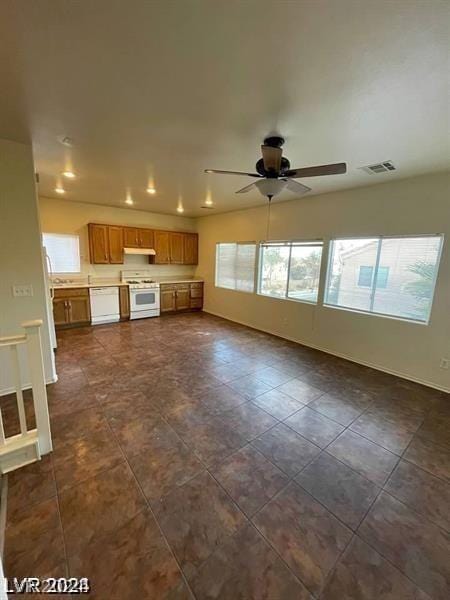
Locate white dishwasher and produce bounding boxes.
[90,287,120,325]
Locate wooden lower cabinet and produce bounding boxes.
[160,282,203,314]
[53,298,69,327]
[119,286,130,320]
[175,286,190,310]
[160,286,177,313]
[53,288,91,329]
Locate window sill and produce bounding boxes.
[257,291,318,306]
[215,285,255,295]
[322,303,429,325]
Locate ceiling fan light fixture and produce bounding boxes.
[254,178,287,198]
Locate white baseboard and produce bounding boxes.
[204,309,450,394]
[0,375,58,398]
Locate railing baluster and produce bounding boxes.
[22,320,52,454]
[10,345,28,436]
[0,319,52,473]
[0,407,5,445]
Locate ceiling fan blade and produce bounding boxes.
[204,169,261,178]
[261,145,282,172]
[285,162,347,178]
[235,182,257,194]
[282,179,312,195]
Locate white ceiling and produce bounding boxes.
[1,0,448,217]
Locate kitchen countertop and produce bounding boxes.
[52,277,204,289]
[157,277,204,285]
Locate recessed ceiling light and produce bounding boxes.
[125,198,134,205]
[62,171,76,179]
[55,187,65,194]
[146,187,156,195]
[177,206,184,213]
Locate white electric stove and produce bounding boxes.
[121,270,160,319]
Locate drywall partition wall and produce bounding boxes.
[0,139,55,395]
[39,197,197,279]
[195,172,450,391]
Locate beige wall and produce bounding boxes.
[39,197,197,279]
[195,172,450,392]
[0,139,55,394]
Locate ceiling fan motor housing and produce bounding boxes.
[263,135,285,148]
[256,156,290,177]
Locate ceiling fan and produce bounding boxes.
[205,135,347,200]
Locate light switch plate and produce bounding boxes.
[12,285,34,297]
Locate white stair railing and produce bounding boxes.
[0,320,52,474]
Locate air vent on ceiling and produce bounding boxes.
[361,161,396,174]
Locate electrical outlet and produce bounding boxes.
[440,358,449,370]
[12,284,33,297]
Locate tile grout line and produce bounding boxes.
[348,430,435,598]
[101,404,198,600]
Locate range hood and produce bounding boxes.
[123,247,156,256]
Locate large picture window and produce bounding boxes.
[259,241,323,303]
[215,242,256,292]
[325,235,443,322]
[43,233,81,273]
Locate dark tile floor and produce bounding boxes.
[3,312,450,599]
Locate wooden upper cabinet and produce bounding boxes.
[169,232,184,264]
[183,233,198,265]
[89,224,109,264]
[123,227,139,248]
[108,226,124,263]
[139,229,154,248]
[154,230,170,264]
[89,223,197,265]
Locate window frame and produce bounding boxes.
[42,232,81,274]
[323,233,444,325]
[215,241,257,293]
[257,239,324,304]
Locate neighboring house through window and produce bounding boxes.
[325,235,443,322]
[358,265,389,288]
[358,266,374,287]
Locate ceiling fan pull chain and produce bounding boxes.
[266,194,273,240]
